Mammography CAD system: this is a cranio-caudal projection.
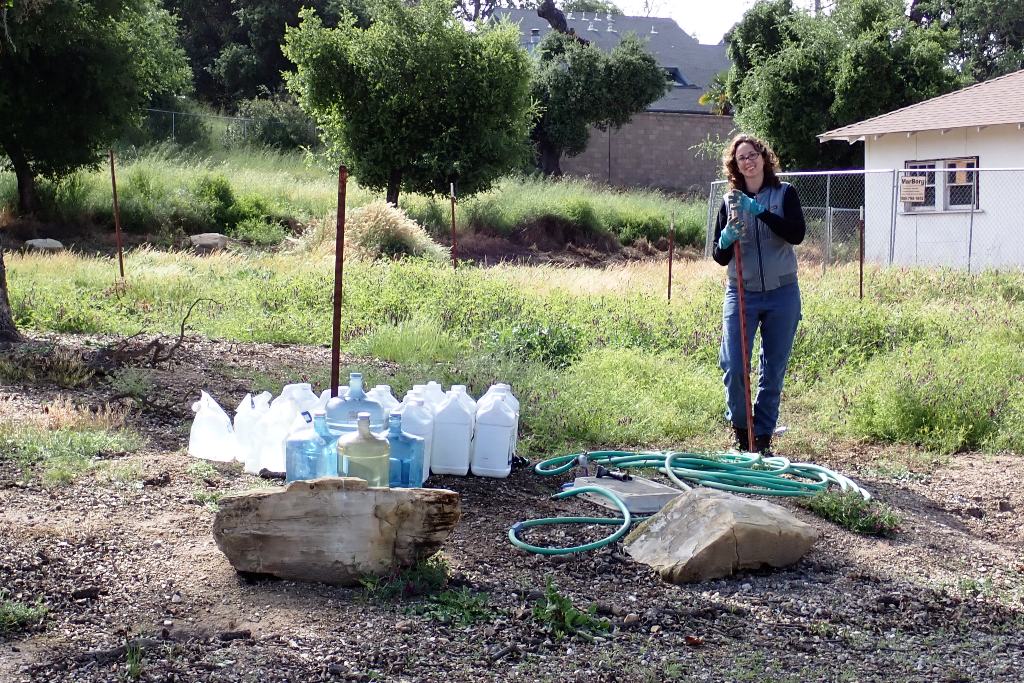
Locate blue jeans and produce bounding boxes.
[719,282,801,437]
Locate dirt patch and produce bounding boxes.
[1,335,1023,682]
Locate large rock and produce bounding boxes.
[189,233,229,253]
[624,488,818,583]
[212,477,461,585]
[25,238,64,252]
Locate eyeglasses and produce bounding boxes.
[736,152,761,164]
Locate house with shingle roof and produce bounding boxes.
[819,69,1024,269]
[495,8,734,193]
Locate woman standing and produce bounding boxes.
[712,135,806,454]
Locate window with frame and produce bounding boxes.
[904,157,979,212]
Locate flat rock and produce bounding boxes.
[624,488,818,583]
[25,238,64,252]
[189,233,229,253]
[212,477,460,585]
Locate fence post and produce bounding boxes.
[858,205,865,301]
[966,172,977,274]
[888,170,898,265]
[330,165,348,399]
[667,216,674,302]
[171,111,175,141]
[824,173,833,271]
[109,150,126,281]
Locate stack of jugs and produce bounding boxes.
[255,383,319,473]
[471,383,519,478]
[325,373,385,433]
[338,411,390,487]
[398,395,434,483]
[430,387,474,476]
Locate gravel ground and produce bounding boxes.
[1,335,1022,682]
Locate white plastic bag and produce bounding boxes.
[188,391,242,462]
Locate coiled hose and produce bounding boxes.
[508,449,870,555]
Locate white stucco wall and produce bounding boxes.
[862,124,1024,270]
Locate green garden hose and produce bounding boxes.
[511,449,870,555]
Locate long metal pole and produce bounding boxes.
[732,234,756,452]
[330,166,348,398]
[859,206,865,301]
[108,150,125,280]
[450,182,458,269]
[667,216,674,302]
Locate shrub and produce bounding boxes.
[344,201,448,262]
[802,491,901,536]
[235,95,320,150]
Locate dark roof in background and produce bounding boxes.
[494,8,731,114]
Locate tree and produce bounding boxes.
[283,0,535,204]
[0,0,190,214]
[451,1,532,22]
[562,0,622,14]
[726,0,960,170]
[530,30,669,175]
[909,0,1024,81]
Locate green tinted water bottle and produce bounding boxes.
[338,411,390,487]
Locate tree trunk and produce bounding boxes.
[0,245,23,343]
[385,168,402,205]
[2,138,41,215]
[537,138,563,177]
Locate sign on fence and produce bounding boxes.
[899,176,926,203]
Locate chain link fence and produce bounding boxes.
[705,168,1024,273]
[142,108,321,150]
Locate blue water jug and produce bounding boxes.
[325,372,385,433]
[385,412,424,488]
[285,410,327,483]
[312,409,340,477]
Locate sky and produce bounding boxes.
[614,1,813,45]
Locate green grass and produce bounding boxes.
[2,147,706,248]
[359,553,450,602]
[0,592,48,635]
[0,417,144,486]
[412,587,499,626]
[6,246,1024,457]
[802,491,902,536]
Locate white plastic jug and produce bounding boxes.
[448,385,477,425]
[430,394,473,476]
[189,391,242,462]
[399,398,434,483]
[318,386,349,408]
[256,394,299,473]
[234,391,271,469]
[479,384,520,458]
[369,385,400,418]
[472,397,516,478]
[424,381,446,408]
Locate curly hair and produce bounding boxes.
[722,134,782,191]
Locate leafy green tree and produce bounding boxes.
[0,0,190,214]
[452,1,533,22]
[562,0,622,14]
[727,0,960,170]
[283,0,535,204]
[531,30,669,175]
[909,0,1024,81]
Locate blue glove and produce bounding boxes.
[717,217,743,250]
[730,189,766,216]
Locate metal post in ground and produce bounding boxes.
[330,165,348,399]
[667,216,675,302]
[858,206,865,301]
[108,150,126,280]
[966,175,977,274]
[450,182,458,269]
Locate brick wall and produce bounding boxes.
[561,112,735,194]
